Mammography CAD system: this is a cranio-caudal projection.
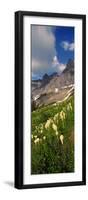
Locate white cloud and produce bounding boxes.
[58,63,66,73]
[52,56,66,74]
[32,26,66,79]
[69,43,74,51]
[52,56,59,66]
[61,41,74,51]
[32,25,56,77]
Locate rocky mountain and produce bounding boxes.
[63,59,74,75]
[32,79,42,91]
[32,72,58,92]
[32,59,74,109]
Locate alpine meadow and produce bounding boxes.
[31,25,74,174]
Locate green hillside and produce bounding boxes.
[31,95,74,174]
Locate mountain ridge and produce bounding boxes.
[32,59,74,110]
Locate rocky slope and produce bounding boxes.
[32,59,74,109]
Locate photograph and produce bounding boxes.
[31,25,74,174]
[15,11,86,189]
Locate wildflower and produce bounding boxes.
[40,129,43,133]
[55,131,58,136]
[43,136,46,140]
[54,113,59,121]
[31,135,33,139]
[52,123,57,132]
[34,135,37,139]
[60,134,64,145]
[67,102,72,111]
[45,119,53,129]
[34,138,40,144]
[59,110,65,121]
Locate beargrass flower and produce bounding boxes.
[32,135,33,139]
[45,119,53,129]
[55,131,58,136]
[59,110,66,120]
[54,113,59,121]
[34,135,37,139]
[60,134,64,145]
[52,123,57,132]
[67,102,72,111]
[43,136,46,140]
[34,138,40,144]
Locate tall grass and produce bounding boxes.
[31,95,74,174]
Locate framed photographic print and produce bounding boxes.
[15,11,86,189]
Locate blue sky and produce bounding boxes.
[32,25,74,80]
[55,26,74,64]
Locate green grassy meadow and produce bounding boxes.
[31,95,74,174]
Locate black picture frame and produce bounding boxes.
[15,11,86,189]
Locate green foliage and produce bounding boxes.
[31,95,74,174]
